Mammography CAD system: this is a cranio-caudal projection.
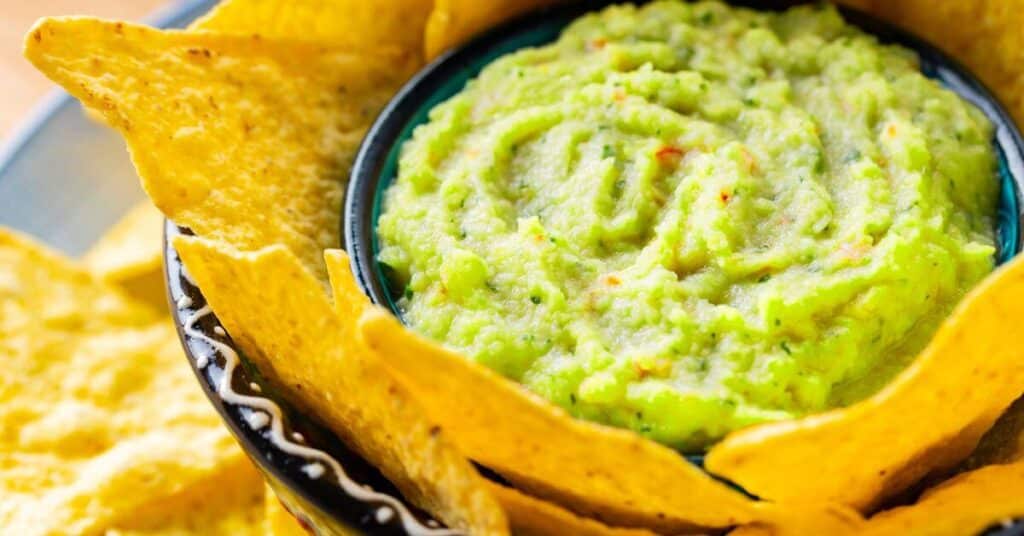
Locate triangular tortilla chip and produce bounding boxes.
[25,18,418,282]
[82,200,167,310]
[353,320,753,531]
[729,503,866,536]
[191,0,431,59]
[424,0,563,59]
[82,201,164,283]
[486,482,656,536]
[863,461,1024,536]
[706,256,1024,511]
[0,227,253,533]
[173,235,508,535]
[103,458,266,536]
[322,256,758,532]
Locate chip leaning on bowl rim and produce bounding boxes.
[17,0,1024,534]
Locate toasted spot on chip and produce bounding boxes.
[192,0,431,59]
[487,482,657,536]
[25,18,418,283]
[173,236,508,535]
[706,256,1024,511]
[0,227,253,533]
[424,0,563,59]
[339,265,758,532]
[863,461,1024,535]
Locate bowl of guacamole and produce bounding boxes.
[347,0,1024,452]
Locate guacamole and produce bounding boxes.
[377,1,998,450]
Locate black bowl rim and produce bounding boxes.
[164,223,458,536]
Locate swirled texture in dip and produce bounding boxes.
[377,1,998,450]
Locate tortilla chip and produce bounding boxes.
[82,200,166,310]
[424,0,563,59]
[25,18,418,282]
[863,461,1024,536]
[706,256,1024,511]
[104,458,266,536]
[0,227,253,533]
[82,200,163,282]
[487,483,657,536]
[353,320,755,532]
[191,0,431,59]
[728,503,866,536]
[173,235,508,535]
[330,263,758,532]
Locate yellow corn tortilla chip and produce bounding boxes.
[25,18,418,282]
[327,261,758,532]
[82,200,167,310]
[424,0,563,60]
[0,227,253,533]
[173,235,508,535]
[104,458,266,536]
[487,483,657,536]
[727,503,866,536]
[706,256,1024,511]
[863,461,1024,536]
[191,0,431,58]
[82,200,164,282]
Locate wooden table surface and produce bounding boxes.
[1,0,170,142]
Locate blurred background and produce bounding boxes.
[2,1,167,140]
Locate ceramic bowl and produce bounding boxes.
[165,2,1024,535]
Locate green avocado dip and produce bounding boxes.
[376,1,998,450]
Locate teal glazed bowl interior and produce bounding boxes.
[347,1,1024,326]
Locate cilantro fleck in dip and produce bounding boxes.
[376,1,998,450]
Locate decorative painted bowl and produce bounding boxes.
[160,1,1024,535]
